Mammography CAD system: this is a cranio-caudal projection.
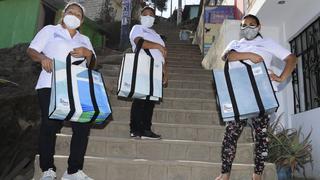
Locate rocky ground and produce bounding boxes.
[0,44,41,179]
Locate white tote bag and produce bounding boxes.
[117,39,162,101]
[213,60,279,122]
[49,54,112,123]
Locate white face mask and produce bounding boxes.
[140,15,155,28]
[63,15,81,30]
[240,26,260,40]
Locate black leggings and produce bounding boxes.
[37,88,91,174]
[221,115,269,175]
[130,99,155,133]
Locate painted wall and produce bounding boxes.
[235,0,244,19]
[282,1,320,41]
[292,108,320,179]
[0,0,40,49]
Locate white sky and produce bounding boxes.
[155,0,201,18]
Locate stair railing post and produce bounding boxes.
[119,0,132,51]
[177,0,182,25]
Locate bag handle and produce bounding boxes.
[65,53,76,121]
[239,60,265,117]
[224,60,240,122]
[127,38,144,98]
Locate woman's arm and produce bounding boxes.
[27,48,53,73]
[270,54,297,82]
[226,51,263,63]
[134,37,167,58]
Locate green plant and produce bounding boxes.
[267,114,313,179]
[0,79,18,86]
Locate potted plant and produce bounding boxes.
[267,115,313,180]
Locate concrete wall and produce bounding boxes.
[292,108,320,179]
[249,0,320,178]
[81,0,105,20]
[282,1,320,41]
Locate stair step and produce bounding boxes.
[168,55,203,60]
[101,69,212,81]
[103,77,214,90]
[33,155,277,180]
[55,135,254,164]
[109,96,217,111]
[111,107,220,125]
[61,122,253,143]
[110,87,214,99]
[101,65,212,75]
[168,62,203,68]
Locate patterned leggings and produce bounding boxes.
[221,115,269,175]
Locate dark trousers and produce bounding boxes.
[130,99,155,133]
[37,88,91,174]
[221,115,270,175]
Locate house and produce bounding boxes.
[196,0,320,178]
[0,0,107,49]
[182,5,200,22]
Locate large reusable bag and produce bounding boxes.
[213,60,279,122]
[117,39,162,101]
[49,54,112,124]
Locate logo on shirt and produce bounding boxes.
[80,41,87,46]
[54,33,68,41]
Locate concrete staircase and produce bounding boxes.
[33,20,277,180]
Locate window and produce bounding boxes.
[290,17,320,113]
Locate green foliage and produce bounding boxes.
[0,79,18,86]
[151,0,168,12]
[267,114,313,178]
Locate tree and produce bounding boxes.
[151,0,168,14]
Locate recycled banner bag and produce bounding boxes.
[49,54,112,123]
[213,61,279,122]
[117,39,162,101]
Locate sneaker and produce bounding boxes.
[130,131,141,139]
[61,170,93,180]
[40,168,56,180]
[141,130,161,140]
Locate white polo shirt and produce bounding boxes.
[29,24,95,89]
[221,36,292,91]
[129,25,165,64]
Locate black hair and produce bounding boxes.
[242,14,263,38]
[141,6,155,15]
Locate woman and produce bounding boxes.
[27,2,95,180]
[129,6,168,139]
[215,14,297,180]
